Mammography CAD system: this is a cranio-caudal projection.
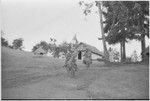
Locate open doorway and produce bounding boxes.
[78,51,82,60]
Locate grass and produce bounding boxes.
[1,47,149,99]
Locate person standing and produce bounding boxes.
[108,47,114,62]
[83,48,92,69]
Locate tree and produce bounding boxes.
[79,1,149,62]
[32,41,49,52]
[96,1,109,61]
[12,38,24,50]
[32,43,41,52]
[32,38,62,58]
[79,1,109,61]
[1,37,8,47]
[59,41,72,56]
[49,37,57,52]
[129,1,149,61]
[1,30,9,47]
[52,46,60,58]
[102,1,149,62]
[40,41,49,52]
[102,1,131,62]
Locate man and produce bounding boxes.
[108,47,114,62]
[64,50,78,77]
[83,48,92,69]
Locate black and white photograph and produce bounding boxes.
[1,0,149,100]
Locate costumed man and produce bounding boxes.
[83,48,92,69]
[63,49,78,77]
[131,50,138,62]
[108,47,114,62]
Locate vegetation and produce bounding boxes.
[103,1,149,62]
[32,38,73,58]
[32,41,49,53]
[63,51,78,78]
[1,30,10,48]
[79,1,109,61]
[1,37,9,47]
[83,49,92,68]
[131,50,139,62]
[79,1,149,62]
[59,41,72,56]
[1,30,25,50]
[113,49,120,62]
[12,38,24,50]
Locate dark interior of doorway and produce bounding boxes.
[78,51,82,60]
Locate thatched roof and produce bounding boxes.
[34,47,47,54]
[77,42,104,56]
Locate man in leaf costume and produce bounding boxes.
[83,48,92,69]
[63,47,79,78]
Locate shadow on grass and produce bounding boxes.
[101,60,149,68]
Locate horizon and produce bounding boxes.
[1,0,149,56]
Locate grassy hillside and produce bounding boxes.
[2,47,149,99]
[2,47,65,70]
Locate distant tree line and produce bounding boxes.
[1,30,24,50]
[32,37,72,58]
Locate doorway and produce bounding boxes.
[78,51,82,60]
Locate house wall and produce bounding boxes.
[76,51,101,61]
[91,53,101,60]
[47,52,53,57]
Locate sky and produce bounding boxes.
[1,0,149,57]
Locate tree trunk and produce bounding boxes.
[120,41,126,62]
[97,1,109,61]
[122,40,126,62]
[120,42,123,62]
[141,34,146,61]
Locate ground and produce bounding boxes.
[2,47,149,99]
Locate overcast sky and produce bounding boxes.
[1,0,149,56]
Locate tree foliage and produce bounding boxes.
[1,31,12,48]
[32,38,71,58]
[79,1,149,44]
[32,41,49,52]
[79,1,94,16]
[52,46,60,58]
[103,1,149,43]
[1,37,8,47]
[12,38,24,50]
[59,41,72,56]
[103,1,149,61]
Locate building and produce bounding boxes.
[77,42,104,60]
[47,50,53,57]
[145,46,149,60]
[70,34,104,61]
[34,47,47,55]
[72,34,78,44]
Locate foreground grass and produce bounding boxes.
[2,47,149,99]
